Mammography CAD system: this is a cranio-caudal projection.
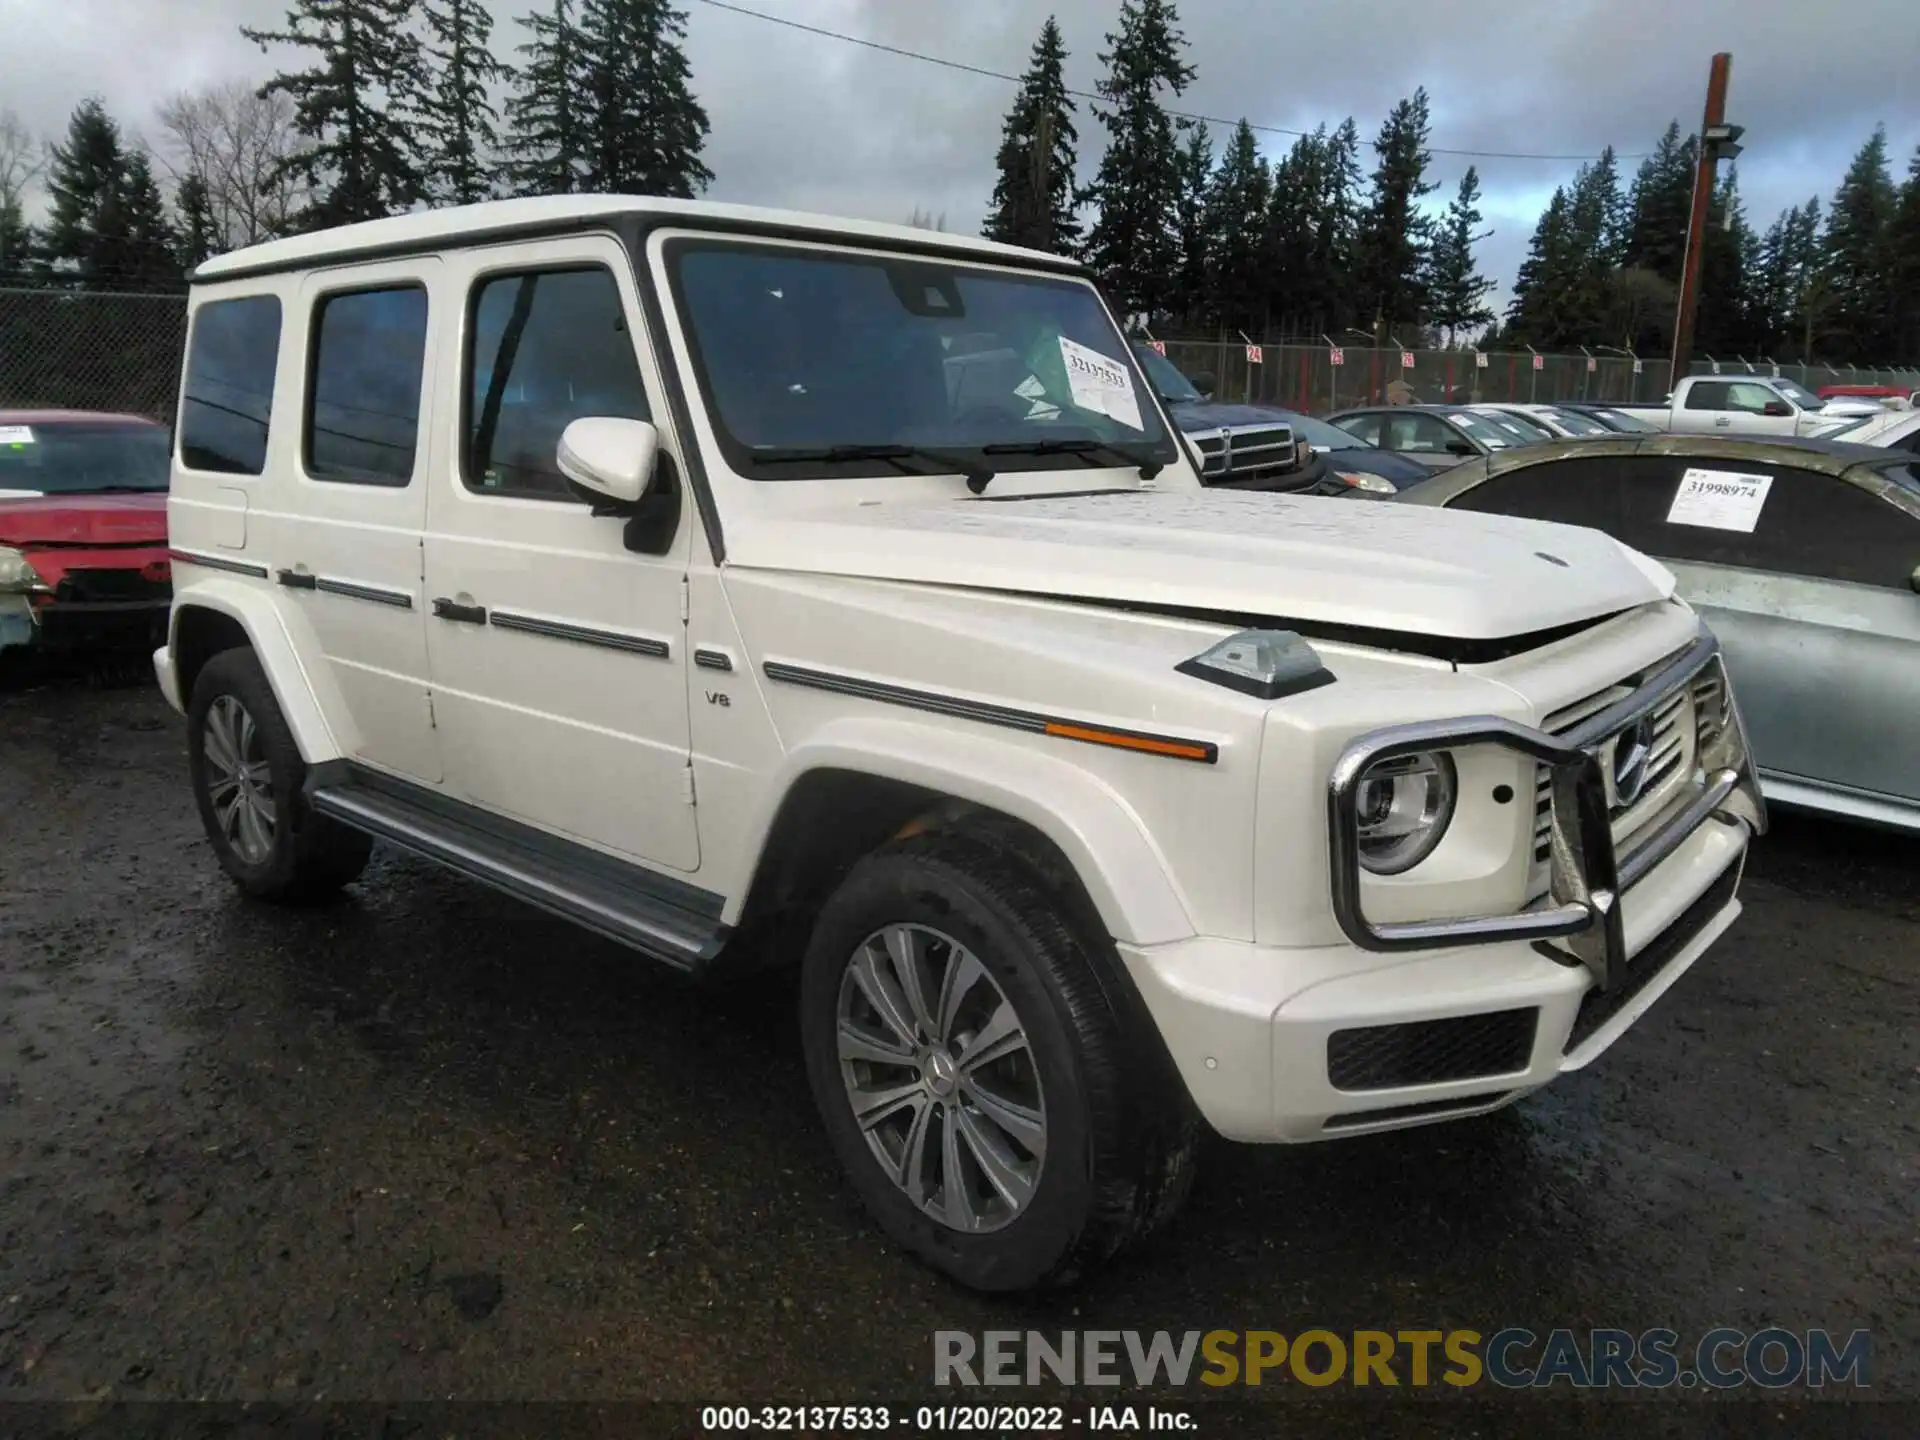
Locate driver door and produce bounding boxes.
[420,234,699,873]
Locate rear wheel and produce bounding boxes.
[187,648,371,901]
[799,830,1198,1291]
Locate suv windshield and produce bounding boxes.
[1282,411,1370,449]
[0,422,170,494]
[668,240,1178,480]
[1131,344,1205,404]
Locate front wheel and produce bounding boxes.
[799,831,1197,1291]
[187,647,372,902]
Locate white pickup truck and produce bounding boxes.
[1615,374,1867,439]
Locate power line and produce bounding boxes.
[688,0,1649,164]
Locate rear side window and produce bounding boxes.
[305,285,430,486]
[179,295,282,474]
[1444,455,1631,532]
[1683,382,1729,410]
[464,267,649,501]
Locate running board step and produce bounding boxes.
[305,763,728,971]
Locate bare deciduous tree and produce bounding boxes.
[155,81,313,248]
[0,107,44,216]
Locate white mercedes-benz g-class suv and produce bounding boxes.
[157,196,1764,1291]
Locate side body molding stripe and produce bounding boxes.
[762,661,1219,764]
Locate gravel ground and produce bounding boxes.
[0,668,1913,1433]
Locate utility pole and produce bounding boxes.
[1670,53,1743,383]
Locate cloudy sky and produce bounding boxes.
[4,0,1917,313]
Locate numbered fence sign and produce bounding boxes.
[1587,356,1597,373]
[1532,353,1545,371]
[1245,344,1264,365]
[1633,358,1644,374]
[1146,339,1166,355]
[1474,351,1489,369]
[1329,346,1345,366]
[1400,351,1415,370]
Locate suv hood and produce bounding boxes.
[0,492,168,546]
[732,488,1672,643]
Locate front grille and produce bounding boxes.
[1564,860,1739,1052]
[1193,426,1299,481]
[53,568,171,604]
[1527,649,1697,899]
[1327,1008,1539,1092]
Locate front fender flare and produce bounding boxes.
[726,714,1199,946]
[168,579,352,763]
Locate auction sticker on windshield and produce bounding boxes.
[1668,467,1773,532]
[1057,336,1143,431]
[0,426,36,446]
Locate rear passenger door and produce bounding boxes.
[420,235,699,874]
[270,262,442,782]
[1671,381,1730,435]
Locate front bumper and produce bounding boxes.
[1119,814,1747,1142]
[1118,624,1763,1143]
[0,593,171,654]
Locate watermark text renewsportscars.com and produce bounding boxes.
[933,1328,1872,1390]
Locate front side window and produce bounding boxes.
[667,240,1176,480]
[1335,413,1384,446]
[1132,344,1204,404]
[464,267,650,501]
[1727,382,1777,414]
[179,294,281,474]
[305,285,429,485]
[1387,414,1454,453]
[0,422,171,494]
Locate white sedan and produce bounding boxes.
[1463,402,1618,440]
[1828,407,1920,452]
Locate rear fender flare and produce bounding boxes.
[169,580,351,763]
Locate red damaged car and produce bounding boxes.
[0,409,172,658]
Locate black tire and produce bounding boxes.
[186,647,372,902]
[799,830,1198,1292]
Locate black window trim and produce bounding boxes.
[659,232,1180,483]
[176,292,285,478]
[301,279,431,489]
[458,260,652,505]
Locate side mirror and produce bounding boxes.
[1762,400,1792,417]
[557,417,659,504]
[1910,564,1920,595]
[1192,371,1216,397]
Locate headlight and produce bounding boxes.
[1334,469,1396,494]
[0,546,45,594]
[1355,750,1457,874]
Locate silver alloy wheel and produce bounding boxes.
[835,923,1046,1234]
[202,694,276,865]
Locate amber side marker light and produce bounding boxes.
[1042,721,1216,763]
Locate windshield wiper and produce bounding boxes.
[748,443,992,489]
[979,437,1164,492]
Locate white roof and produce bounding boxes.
[194,194,1065,280]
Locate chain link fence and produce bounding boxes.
[3,289,1917,426]
[0,288,189,422]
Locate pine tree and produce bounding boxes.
[41,99,129,286]
[1505,186,1579,346]
[1557,148,1626,344]
[174,172,221,271]
[981,17,1080,255]
[1822,125,1898,357]
[242,0,427,229]
[416,0,508,205]
[1354,88,1437,337]
[1622,121,1696,282]
[116,150,182,288]
[503,0,588,195]
[1171,123,1214,326]
[1079,0,1195,322]
[1885,146,1920,359]
[578,0,712,197]
[1202,120,1271,334]
[0,201,29,281]
[1696,165,1758,355]
[1424,166,1494,345]
[1261,127,1325,332]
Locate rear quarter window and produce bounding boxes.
[179,294,282,475]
